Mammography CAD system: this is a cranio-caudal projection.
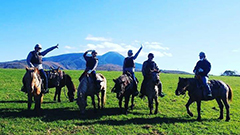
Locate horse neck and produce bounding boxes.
[64,74,75,91]
[78,76,92,94]
[185,78,198,92]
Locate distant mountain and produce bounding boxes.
[0,51,190,74]
[0,51,142,71]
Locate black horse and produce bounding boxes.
[112,73,136,114]
[175,77,233,121]
[48,68,76,102]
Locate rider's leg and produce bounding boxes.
[132,73,139,96]
[39,69,49,93]
[157,81,165,97]
[202,76,212,97]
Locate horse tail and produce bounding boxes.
[98,73,107,107]
[227,84,233,102]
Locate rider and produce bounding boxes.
[139,53,165,98]
[25,43,59,94]
[123,45,143,96]
[79,50,99,90]
[193,52,212,97]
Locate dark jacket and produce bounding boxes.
[83,52,98,71]
[193,59,211,77]
[142,59,159,78]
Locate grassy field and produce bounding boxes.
[0,68,239,135]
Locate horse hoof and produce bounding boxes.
[226,117,230,122]
[188,112,193,117]
[197,118,201,121]
[218,116,223,120]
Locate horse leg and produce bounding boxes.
[27,93,32,110]
[54,87,57,101]
[216,98,224,119]
[130,95,135,110]
[222,98,230,121]
[57,87,62,102]
[96,93,101,109]
[91,95,97,113]
[124,95,130,115]
[186,98,194,117]
[196,101,201,121]
[154,97,159,114]
[101,89,106,109]
[148,97,153,114]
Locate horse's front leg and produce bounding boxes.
[186,98,194,117]
[196,100,201,121]
[130,95,135,110]
[57,87,62,102]
[27,93,32,110]
[91,95,96,113]
[148,96,153,114]
[154,97,159,114]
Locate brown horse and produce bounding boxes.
[77,73,107,114]
[48,69,76,102]
[22,67,43,113]
[112,73,136,114]
[175,77,233,121]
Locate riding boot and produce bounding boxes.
[205,84,212,97]
[157,82,165,97]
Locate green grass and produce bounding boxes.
[0,68,239,135]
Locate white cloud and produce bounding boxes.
[85,35,112,42]
[64,46,76,49]
[232,49,239,52]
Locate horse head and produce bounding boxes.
[64,74,76,102]
[175,77,190,96]
[150,70,160,85]
[25,67,42,95]
[76,75,92,114]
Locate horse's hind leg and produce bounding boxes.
[154,97,159,114]
[186,98,194,117]
[54,88,57,101]
[124,95,130,115]
[222,98,230,121]
[216,99,224,119]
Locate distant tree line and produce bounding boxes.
[221,70,240,76]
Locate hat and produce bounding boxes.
[91,50,97,54]
[128,50,133,56]
[34,44,42,49]
[148,53,154,58]
[199,52,206,58]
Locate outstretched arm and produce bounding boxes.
[40,44,59,56]
[133,45,143,60]
[83,50,93,60]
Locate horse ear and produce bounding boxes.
[113,79,116,82]
[57,66,60,71]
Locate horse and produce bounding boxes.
[142,70,161,114]
[22,67,43,113]
[76,73,107,114]
[111,73,136,114]
[175,77,233,121]
[48,69,76,102]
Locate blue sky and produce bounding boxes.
[0,0,239,75]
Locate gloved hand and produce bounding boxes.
[198,68,204,72]
[55,44,59,49]
[87,70,92,74]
